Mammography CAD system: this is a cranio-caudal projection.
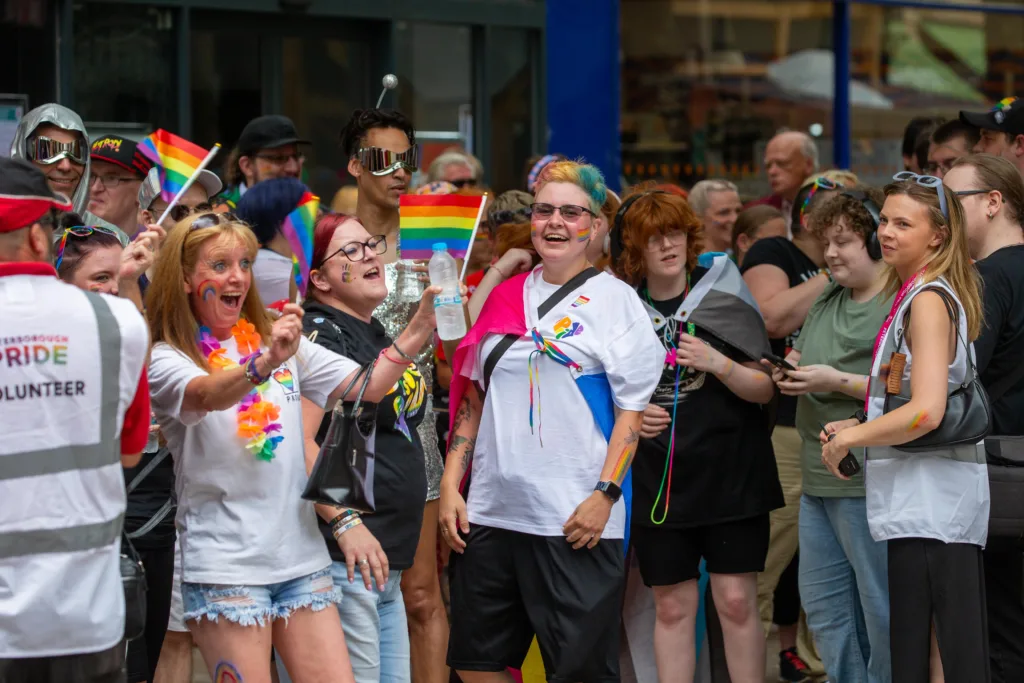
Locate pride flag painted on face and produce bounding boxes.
[137,129,210,202]
[282,191,320,296]
[399,194,485,260]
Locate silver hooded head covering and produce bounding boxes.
[10,103,127,240]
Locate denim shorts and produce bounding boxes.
[182,566,341,627]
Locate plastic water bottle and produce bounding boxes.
[428,243,467,340]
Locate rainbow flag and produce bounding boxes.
[399,194,484,260]
[137,129,211,202]
[282,191,320,296]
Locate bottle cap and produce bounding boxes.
[433,242,447,251]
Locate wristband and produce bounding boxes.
[332,517,363,540]
[244,352,270,386]
[391,341,415,362]
[380,348,407,366]
[328,511,359,529]
[491,264,509,280]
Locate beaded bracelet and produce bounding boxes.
[244,352,269,386]
[332,517,364,540]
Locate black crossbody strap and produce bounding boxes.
[482,268,600,390]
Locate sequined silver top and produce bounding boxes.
[374,262,442,499]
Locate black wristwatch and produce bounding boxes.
[850,408,868,424]
[594,481,622,502]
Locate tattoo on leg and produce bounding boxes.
[214,661,243,683]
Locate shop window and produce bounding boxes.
[489,28,536,193]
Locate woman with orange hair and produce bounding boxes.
[610,190,783,683]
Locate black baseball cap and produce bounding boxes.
[236,115,310,156]
[960,97,1024,137]
[0,157,73,233]
[90,135,153,178]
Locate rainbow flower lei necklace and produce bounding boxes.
[197,320,283,461]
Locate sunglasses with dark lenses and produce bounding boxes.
[488,207,532,229]
[320,234,387,265]
[154,202,215,223]
[892,171,949,221]
[27,136,87,165]
[449,178,478,189]
[54,225,126,270]
[357,147,419,176]
[530,203,595,222]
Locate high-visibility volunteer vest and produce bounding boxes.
[0,263,149,658]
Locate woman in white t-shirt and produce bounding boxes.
[439,161,663,683]
[821,175,988,681]
[145,212,438,683]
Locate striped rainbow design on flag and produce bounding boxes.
[137,129,210,202]
[282,191,320,296]
[399,194,485,260]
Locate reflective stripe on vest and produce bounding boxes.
[0,292,123,558]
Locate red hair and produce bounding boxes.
[311,213,362,270]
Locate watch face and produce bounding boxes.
[597,481,622,501]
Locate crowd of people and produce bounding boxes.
[3,91,1024,683]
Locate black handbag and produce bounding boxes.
[883,287,991,453]
[120,532,147,641]
[301,362,377,512]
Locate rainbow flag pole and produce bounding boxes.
[154,144,222,225]
[459,193,488,281]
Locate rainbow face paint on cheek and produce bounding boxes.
[577,226,590,243]
[341,264,353,284]
[198,280,218,302]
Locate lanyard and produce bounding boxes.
[865,269,924,411]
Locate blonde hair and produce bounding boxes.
[882,181,983,340]
[146,214,272,369]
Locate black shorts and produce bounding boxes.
[631,514,770,586]
[447,525,624,683]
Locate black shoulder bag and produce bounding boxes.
[301,360,378,512]
[883,287,991,452]
[482,267,601,390]
[981,346,1024,539]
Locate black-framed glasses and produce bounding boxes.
[530,203,595,222]
[357,147,419,176]
[953,189,994,198]
[255,152,305,166]
[319,234,387,265]
[26,135,87,165]
[54,225,125,270]
[893,171,949,221]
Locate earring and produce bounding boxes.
[989,212,995,219]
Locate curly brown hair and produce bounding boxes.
[806,187,884,244]
[611,189,703,286]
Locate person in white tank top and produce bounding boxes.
[818,174,990,683]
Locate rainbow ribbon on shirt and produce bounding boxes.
[527,328,582,446]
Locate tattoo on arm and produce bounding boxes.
[624,426,640,446]
[448,396,477,474]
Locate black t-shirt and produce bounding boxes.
[631,267,784,529]
[740,236,821,426]
[975,245,1024,435]
[303,301,428,570]
[123,449,176,550]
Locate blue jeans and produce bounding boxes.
[276,567,409,683]
[798,495,890,683]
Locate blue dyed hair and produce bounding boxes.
[235,177,310,247]
[534,160,608,214]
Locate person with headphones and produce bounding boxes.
[767,188,895,683]
[609,188,782,683]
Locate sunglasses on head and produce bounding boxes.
[27,136,87,165]
[357,147,419,176]
[892,171,949,221]
[799,177,843,225]
[54,225,126,270]
[187,211,237,231]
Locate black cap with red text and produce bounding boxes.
[90,135,153,178]
[960,97,1024,137]
[0,157,73,233]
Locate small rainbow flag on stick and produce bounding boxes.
[282,192,320,296]
[399,194,487,261]
[137,130,216,202]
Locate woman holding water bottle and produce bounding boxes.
[440,160,663,683]
[298,213,431,683]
